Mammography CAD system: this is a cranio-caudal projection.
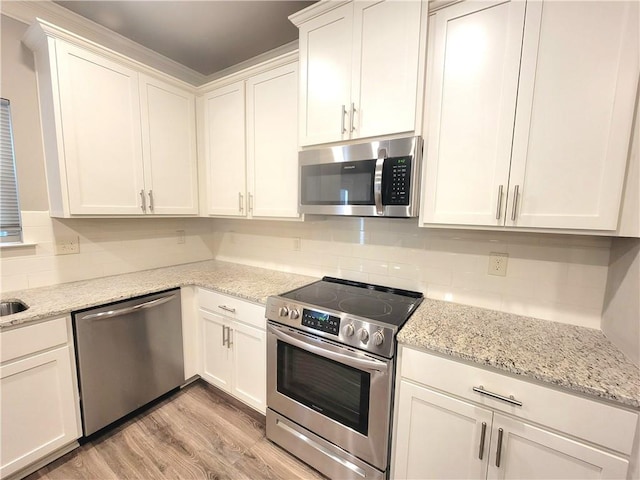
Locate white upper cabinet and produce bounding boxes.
[508,1,639,230]
[420,0,639,232]
[55,41,146,215]
[198,55,300,220]
[24,20,199,218]
[421,0,525,227]
[140,75,198,215]
[293,0,425,146]
[246,62,300,219]
[201,81,247,217]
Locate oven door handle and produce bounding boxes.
[270,326,390,373]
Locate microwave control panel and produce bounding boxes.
[383,156,412,205]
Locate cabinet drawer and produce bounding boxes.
[198,289,265,329]
[400,346,638,455]
[0,317,69,364]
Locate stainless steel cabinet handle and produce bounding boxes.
[478,422,487,460]
[239,192,244,213]
[495,428,504,467]
[140,189,146,213]
[350,102,356,133]
[148,190,154,212]
[80,293,177,321]
[341,104,348,134]
[248,193,253,212]
[473,385,523,407]
[218,305,236,314]
[511,185,520,221]
[496,185,503,220]
[222,325,227,347]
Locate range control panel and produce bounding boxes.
[301,309,340,335]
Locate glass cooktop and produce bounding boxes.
[281,277,424,327]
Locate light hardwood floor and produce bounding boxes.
[27,381,326,480]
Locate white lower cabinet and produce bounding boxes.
[198,289,266,413]
[0,317,81,478]
[392,347,636,480]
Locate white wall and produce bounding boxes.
[0,211,215,292]
[209,217,611,329]
[602,238,640,366]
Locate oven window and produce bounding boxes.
[301,160,375,205]
[277,341,370,435]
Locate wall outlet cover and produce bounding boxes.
[55,236,80,255]
[488,252,508,276]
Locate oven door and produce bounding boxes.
[266,322,393,470]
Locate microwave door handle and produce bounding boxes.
[374,148,386,216]
[269,325,389,373]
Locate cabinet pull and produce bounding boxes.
[140,190,147,213]
[495,185,503,220]
[495,428,504,467]
[341,104,348,134]
[239,192,244,213]
[222,325,227,347]
[511,185,520,221]
[148,190,154,212]
[248,193,253,212]
[473,385,522,407]
[218,305,236,314]
[478,422,487,460]
[350,103,356,133]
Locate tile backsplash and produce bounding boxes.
[209,217,611,329]
[0,211,214,292]
[1,212,611,330]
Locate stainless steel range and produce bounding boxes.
[265,277,423,480]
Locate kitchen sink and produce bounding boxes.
[0,300,28,316]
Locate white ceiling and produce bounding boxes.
[52,1,316,76]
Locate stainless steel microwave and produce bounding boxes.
[298,136,423,217]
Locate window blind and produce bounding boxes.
[0,98,22,243]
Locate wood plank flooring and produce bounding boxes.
[26,381,326,480]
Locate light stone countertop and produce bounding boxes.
[0,259,317,328]
[2,259,638,409]
[398,299,640,409]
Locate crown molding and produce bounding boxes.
[1,0,206,86]
[202,40,299,85]
[288,0,350,26]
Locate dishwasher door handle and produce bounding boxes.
[80,293,178,321]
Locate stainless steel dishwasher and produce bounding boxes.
[73,288,184,436]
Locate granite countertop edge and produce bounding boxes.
[2,259,638,409]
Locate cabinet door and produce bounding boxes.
[420,1,525,226]
[393,380,493,480]
[55,41,145,215]
[298,3,353,146]
[230,321,266,413]
[0,346,80,478]
[246,62,300,219]
[139,75,198,215]
[487,414,629,480]
[202,81,247,216]
[508,1,639,230]
[200,310,232,392]
[352,0,422,139]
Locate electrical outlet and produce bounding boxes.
[293,237,301,251]
[55,236,80,255]
[176,230,185,244]
[488,252,508,276]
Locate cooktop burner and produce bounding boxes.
[281,276,423,327]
